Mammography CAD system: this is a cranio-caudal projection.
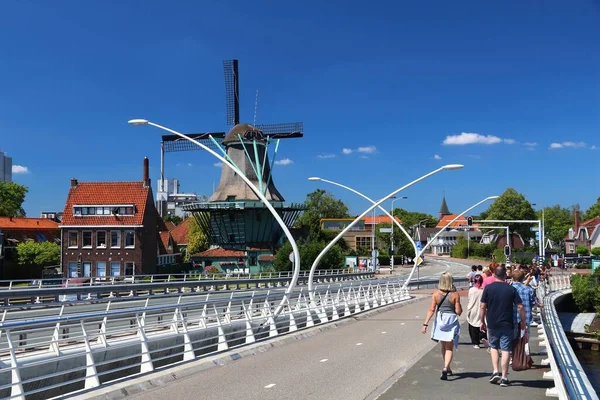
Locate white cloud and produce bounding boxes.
[317,154,336,159]
[357,145,377,154]
[524,142,538,147]
[591,145,596,150]
[187,162,193,167]
[443,132,503,145]
[275,158,293,166]
[549,141,587,149]
[342,148,353,155]
[12,165,29,174]
[503,138,516,145]
[433,154,442,160]
[359,155,369,159]
[213,162,223,167]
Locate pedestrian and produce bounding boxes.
[511,269,540,337]
[466,265,477,287]
[480,265,527,387]
[421,272,462,380]
[467,274,484,348]
[481,264,496,288]
[476,265,483,275]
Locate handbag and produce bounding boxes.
[511,333,533,371]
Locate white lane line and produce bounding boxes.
[320,359,328,363]
[264,384,276,389]
[401,322,405,325]
[381,331,387,334]
[415,316,420,318]
[356,342,363,346]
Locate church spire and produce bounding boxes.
[439,196,450,220]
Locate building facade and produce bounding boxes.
[156,178,208,219]
[320,215,401,251]
[564,210,600,255]
[0,151,12,183]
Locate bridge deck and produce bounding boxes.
[74,290,552,400]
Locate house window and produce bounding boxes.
[227,195,236,201]
[96,262,106,277]
[68,231,78,248]
[124,231,135,248]
[569,244,575,253]
[110,262,121,276]
[110,231,121,248]
[74,207,81,215]
[355,236,372,248]
[82,231,92,248]
[97,231,107,248]
[82,262,92,277]
[96,208,104,215]
[68,262,78,278]
[125,262,135,276]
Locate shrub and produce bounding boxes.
[451,237,468,259]
[571,274,600,312]
[591,247,600,257]
[493,248,507,263]
[576,246,590,256]
[204,266,220,274]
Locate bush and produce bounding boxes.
[571,274,600,312]
[378,255,390,266]
[471,242,495,258]
[591,247,600,257]
[493,248,507,263]
[576,246,590,256]
[451,237,468,259]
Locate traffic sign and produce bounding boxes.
[530,227,539,231]
[379,228,392,233]
[372,250,379,258]
[289,252,295,263]
[535,232,540,240]
[415,241,422,251]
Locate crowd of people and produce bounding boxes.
[421,262,546,387]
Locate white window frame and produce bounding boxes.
[124,230,135,249]
[82,261,92,277]
[110,261,121,276]
[110,231,121,249]
[68,231,78,248]
[68,261,78,278]
[96,261,107,277]
[82,231,92,248]
[124,262,135,276]
[96,231,107,248]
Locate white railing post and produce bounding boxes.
[241,300,256,344]
[49,305,65,355]
[6,330,24,400]
[214,304,229,351]
[80,320,100,389]
[136,313,154,373]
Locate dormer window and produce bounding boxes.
[73,205,135,216]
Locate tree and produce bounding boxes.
[185,217,209,261]
[296,189,350,241]
[592,247,600,257]
[540,205,573,246]
[164,215,183,225]
[392,208,437,228]
[0,182,28,217]
[273,240,345,271]
[16,241,60,266]
[584,197,600,221]
[375,222,415,258]
[576,245,590,256]
[483,188,537,242]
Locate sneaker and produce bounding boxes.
[441,369,448,381]
[473,345,480,349]
[489,372,501,383]
[500,377,509,387]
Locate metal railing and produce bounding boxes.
[0,278,412,399]
[537,275,599,400]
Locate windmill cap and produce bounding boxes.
[223,124,265,145]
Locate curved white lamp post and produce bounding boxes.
[401,195,499,290]
[127,119,300,318]
[307,177,417,289]
[306,164,464,298]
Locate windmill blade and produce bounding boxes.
[223,59,240,126]
[162,132,226,152]
[257,122,304,138]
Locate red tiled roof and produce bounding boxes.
[159,232,173,254]
[170,217,193,245]
[193,247,245,258]
[2,229,60,246]
[164,221,177,231]
[436,215,480,229]
[362,216,402,225]
[259,254,274,262]
[61,182,150,226]
[0,217,59,230]
[582,216,600,228]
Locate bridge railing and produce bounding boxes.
[537,274,599,400]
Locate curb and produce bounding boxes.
[66,295,428,400]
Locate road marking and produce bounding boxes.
[381,331,387,334]
[415,316,420,318]
[264,384,276,389]
[356,342,363,346]
[320,359,328,363]
[401,322,405,325]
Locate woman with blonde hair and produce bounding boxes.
[421,272,462,380]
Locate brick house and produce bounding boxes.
[564,210,600,255]
[59,158,165,277]
[320,215,402,251]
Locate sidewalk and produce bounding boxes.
[378,322,553,399]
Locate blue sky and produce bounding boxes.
[1,0,599,218]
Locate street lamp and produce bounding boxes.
[532,203,546,261]
[390,196,408,271]
[307,164,464,297]
[128,119,301,319]
[307,178,413,277]
[401,195,499,290]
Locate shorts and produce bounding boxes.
[488,329,514,351]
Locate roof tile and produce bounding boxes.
[170,217,194,245]
[193,247,245,258]
[0,217,59,230]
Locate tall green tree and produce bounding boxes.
[392,208,437,228]
[16,241,60,266]
[163,215,183,225]
[273,240,345,271]
[185,217,209,261]
[539,205,573,246]
[296,189,350,240]
[375,222,415,258]
[483,188,537,242]
[0,182,28,217]
[584,197,600,221]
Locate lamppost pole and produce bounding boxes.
[390,196,408,272]
[307,164,464,298]
[128,119,300,319]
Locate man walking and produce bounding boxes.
[480,265,526,387]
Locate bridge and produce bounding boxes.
[0,258,594,400]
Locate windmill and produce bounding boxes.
[160,59,304,260]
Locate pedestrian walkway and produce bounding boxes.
[378,321,553,399]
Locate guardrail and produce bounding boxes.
[537,275,599,400]
[0,271,374,306]
[0,278,412,399]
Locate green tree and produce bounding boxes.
[451,237,468,259]
[483,188,537,242]
[576,245,590,256]
[296,189,350,241]
[16,241,60,266]
[392,208,437,228]
[164,215,183,225]
[375,222,415,258]
[591,247,600,257]
[185,217,209,261]
[0,182,28,217]
[273,240,345,271]
[540,205,573,246]
[584,197,600,221]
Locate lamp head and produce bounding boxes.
[488,196,500,200]
[442,164,464,170]
[308,177,321,181]
[128,119,149,126]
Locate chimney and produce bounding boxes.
[143,157,150,188]
[574,210,580,233]
[71,178,78,188]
